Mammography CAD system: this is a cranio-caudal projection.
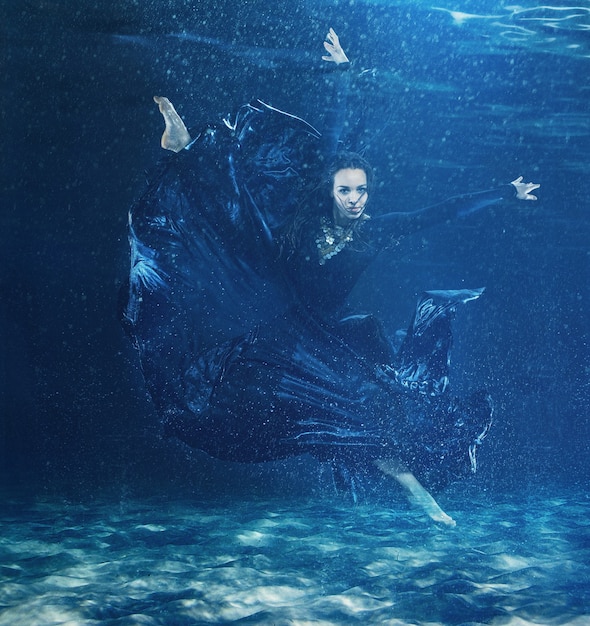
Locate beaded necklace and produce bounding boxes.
[315,214,369,265]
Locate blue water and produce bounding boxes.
[1,0,589,623]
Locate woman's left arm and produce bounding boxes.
[510,176,540,200]
[371,178,540,238]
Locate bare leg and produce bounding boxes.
[375,458,456,527]
[153,96,192,152]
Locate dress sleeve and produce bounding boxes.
[321,62,352,157]
[368,184,516,239]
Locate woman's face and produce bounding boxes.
[331,168,369,226]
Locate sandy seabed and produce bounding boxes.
[0,483,588,625]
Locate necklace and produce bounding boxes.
[315,216,356,265]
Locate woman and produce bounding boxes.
[122,30,538,525]
[282,151,537,319]
[275,149,537,524]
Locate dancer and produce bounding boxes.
[122,29,538,525]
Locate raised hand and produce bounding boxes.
[322,28,349,65]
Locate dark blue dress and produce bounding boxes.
[121,99,510,491]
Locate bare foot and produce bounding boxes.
[153,96,191,152]
[375,459,457,527]
[406,485,457,527]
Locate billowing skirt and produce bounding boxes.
[121,101,492,491]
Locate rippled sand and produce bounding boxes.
[0,485,588,625]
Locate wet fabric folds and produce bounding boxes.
[121,101,493,490]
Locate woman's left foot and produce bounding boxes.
[154,96,191,152]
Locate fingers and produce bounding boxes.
[326,27,339,46]
[511,176,541,195]
[523,183,541,198]
[323,39,337,62]
[323,28,348,64]
[512,178,538,189]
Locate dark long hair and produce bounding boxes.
[280,151,375,255]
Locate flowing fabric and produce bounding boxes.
[121,100,493,491]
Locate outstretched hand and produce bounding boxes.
[322,28,349,65]
[511,176,540,201]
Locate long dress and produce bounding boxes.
[121,99,509,492]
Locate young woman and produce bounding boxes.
[282,151,536,320]
[122,30,538,526]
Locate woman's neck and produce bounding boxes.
[332,208,352,228]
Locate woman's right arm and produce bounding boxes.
[320,28,352,156]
